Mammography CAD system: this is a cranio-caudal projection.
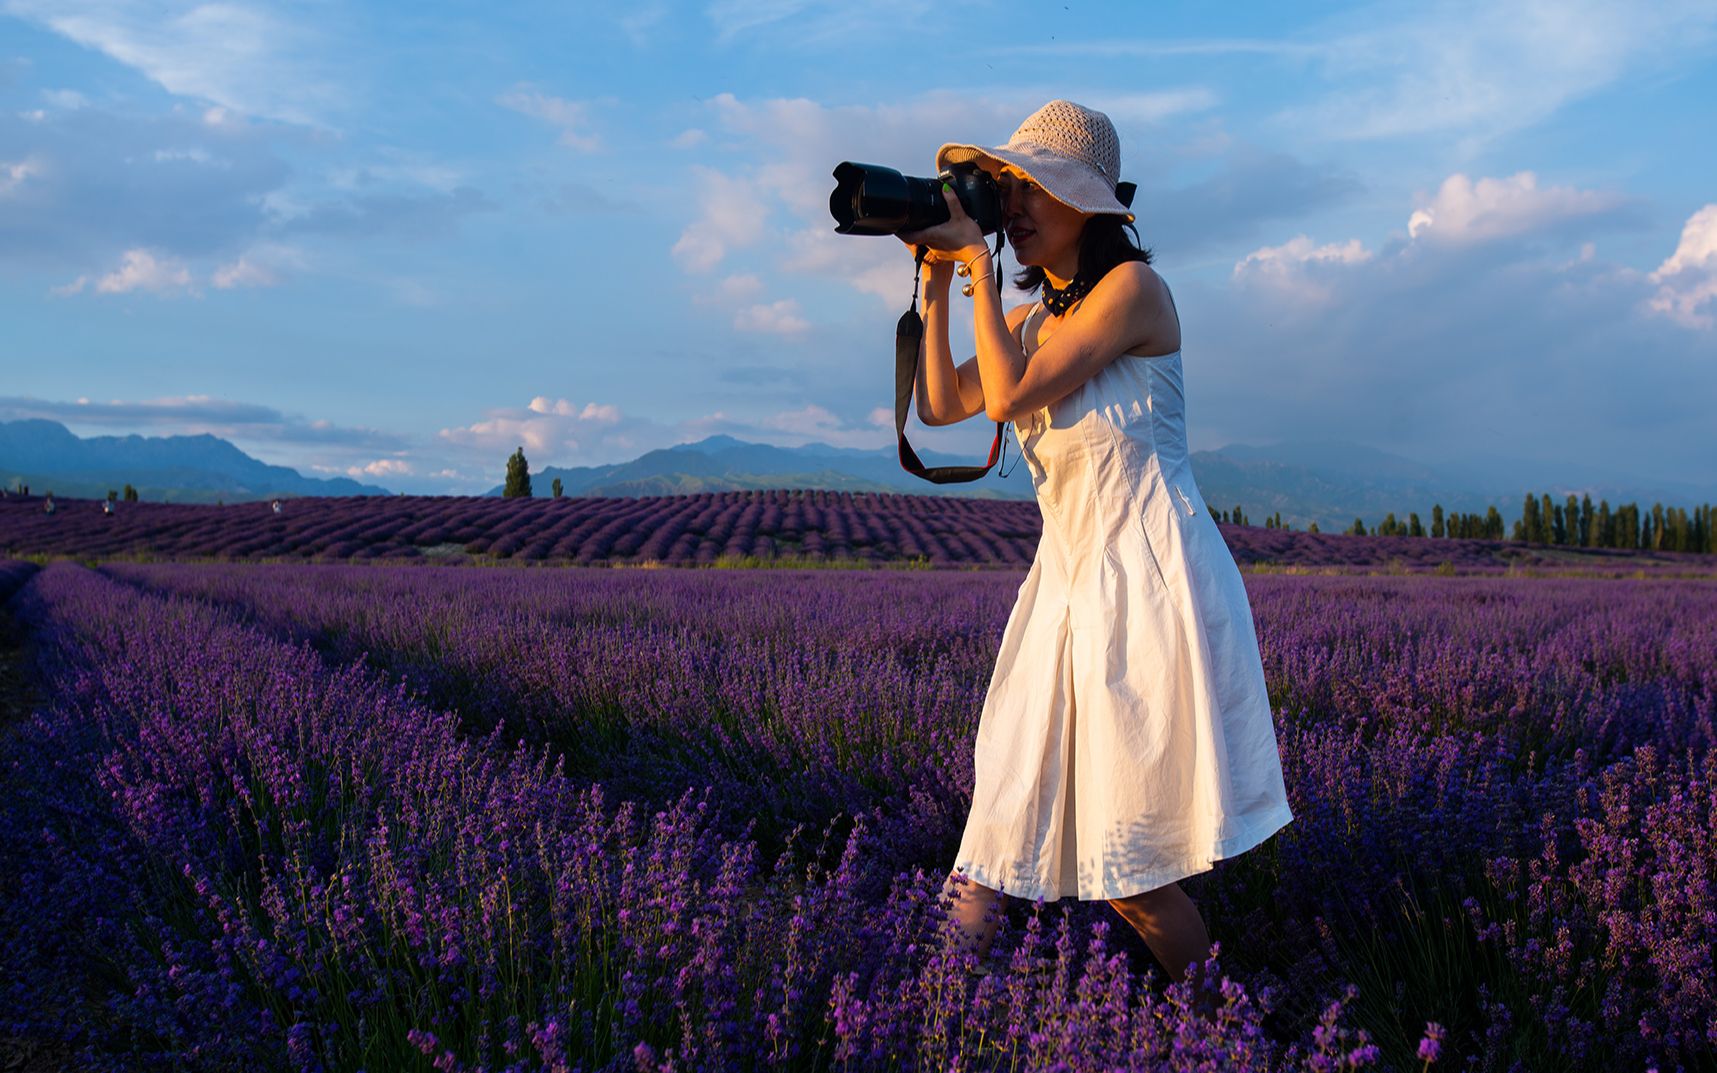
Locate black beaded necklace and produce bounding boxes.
[1040,273,1093,316]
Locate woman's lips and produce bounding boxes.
[1008,227,1036,245]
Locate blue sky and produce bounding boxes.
[2,0,1714,494]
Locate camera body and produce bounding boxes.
[829,161,1004,237]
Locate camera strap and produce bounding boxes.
[894,241,1008,484]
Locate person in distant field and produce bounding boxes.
[899,100,1294,985]
[102,498,113,515]
[271,499,283,514]
[43,494,55,515]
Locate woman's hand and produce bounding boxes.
[898,187,988,264]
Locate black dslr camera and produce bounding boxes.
[829,161,1004,236]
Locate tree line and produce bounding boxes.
[1213,492,1714,555]
[498,451,1717,555]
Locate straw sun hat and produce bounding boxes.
[936,99,1134,222]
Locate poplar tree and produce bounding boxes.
[1521,494,1541,543]
[504,447,532,498]
[1431,504,1445,538]
[552,477,564,499]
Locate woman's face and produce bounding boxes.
[994,165,1088,267]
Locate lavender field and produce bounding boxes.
[5,491,1712,575]
[1,559,1713,1072]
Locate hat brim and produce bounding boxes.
[936,141,1134,222]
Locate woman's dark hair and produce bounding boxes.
[1012,213,1152,295]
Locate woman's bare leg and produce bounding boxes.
[940,872,1007,959]
[1106,882,1211,983]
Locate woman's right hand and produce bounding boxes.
[898,237,961,280]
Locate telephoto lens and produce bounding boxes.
[830,162,1002,236]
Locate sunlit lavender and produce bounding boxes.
[1,558,1711,1071]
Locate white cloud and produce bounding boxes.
[55,248,195,296]
[1646,204,1717,330]
[524,396,623,423]
[1237,170,1633,303]
[1232,234,1371,302]
[671,128,709,148]
[1194,178,1717,488]
[734,298,809,335]
[211,244,303,289]
[1406,172,1626,245]
[4,0,340,126]
[527,396,576,416]
[349,458,412,477]
[211,257,275,289]
[671,166,770,272]
[0,156,42,196]
[497,85,602,151]
[674,89,1208,307]
[440,397,630,461]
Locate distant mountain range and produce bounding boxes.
[0,419,388,503]
[4,418,1706,527]
[496,434,1037,502]
[494,434,1715,532]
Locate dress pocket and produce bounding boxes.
[1129,501,1172,593]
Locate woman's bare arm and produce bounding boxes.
[917,276,1030,426]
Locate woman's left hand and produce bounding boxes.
[898,187,986,255]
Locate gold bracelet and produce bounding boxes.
[954,248,992,279]
[961,269,994,297]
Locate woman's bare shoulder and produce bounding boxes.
[1098,260,1171,307]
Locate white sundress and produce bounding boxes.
[952,299,1295,902]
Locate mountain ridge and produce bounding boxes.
[0,419,390,503]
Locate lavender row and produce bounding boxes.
[7,491,1712,574]
[1,563,1395,1072]
[103,562,1007,855]
[100,562,1717,1068]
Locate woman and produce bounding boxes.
[898,100,1294,985]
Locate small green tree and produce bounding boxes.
[1347,517,1367,536]
[1431,504,1445,538]
[552,477,564,499]
[107,489,118,502]
[122,484,139,502]
[504,447,532,498]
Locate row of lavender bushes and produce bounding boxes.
[6,492,1713,574]
[76,561,1717,1070]
[2,561,1402,1072]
